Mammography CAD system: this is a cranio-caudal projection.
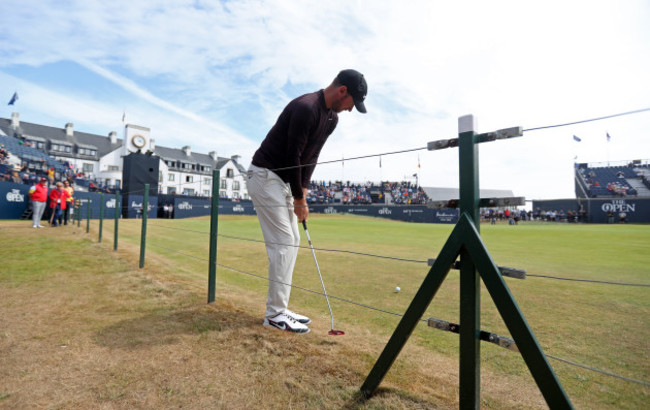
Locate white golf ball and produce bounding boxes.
[395,286,401,292]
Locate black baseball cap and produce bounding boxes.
[337,69,367,113]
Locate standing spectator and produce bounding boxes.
[29,177,49,228]
[48,182,71,227]
[62,180,74,225]
[47,167,55,185]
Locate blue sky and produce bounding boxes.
[1,0,649,200]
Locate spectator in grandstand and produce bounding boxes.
[29,177,49,228]
[0,144,8,163]
[62,180,74,225]
[47,167,55,185]
[48,181,71,227]
[247,69,367,334]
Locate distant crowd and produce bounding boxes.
[306,180,429,205]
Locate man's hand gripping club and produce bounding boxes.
[294,188,309,222]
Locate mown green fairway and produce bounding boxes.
[89,215,650,407]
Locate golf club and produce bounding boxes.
[302,220,345,336]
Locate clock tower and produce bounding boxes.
[123,124,151,155]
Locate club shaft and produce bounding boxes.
[303,222,335,330]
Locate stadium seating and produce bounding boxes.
[578,165,640,198]
[0,135,68,174]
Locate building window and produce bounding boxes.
[226,168,234,178]
[233,181,240,191]
[232,192,240,199]
[220,190,227,198]
[183,188,195,195]
[186,175,193,183]
[203,190,210,197]
[82,163,94,173]
[159,171,163,181]
[65,146,72,153]
[51,144,59,151]
[108,165,119,171]
[220,179,227,189]
[167,187,176,194]
[204,178,211,186]
[168,173,175,181]
[90,150,96,156]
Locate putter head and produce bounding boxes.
[328,329,345,336]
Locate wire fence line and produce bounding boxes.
[141,239,650,388]
[523,107,650,133]
[146,222,650,288]
[526,274,650,288]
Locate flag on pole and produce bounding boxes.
[379,155,382,168]
[418,154,421,168]
[341,154,344,168]
[122,110,126,123]
[573,135,581,142]
[7,92,18,105]
[606,132,611,142]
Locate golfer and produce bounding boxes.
[248,69,368,334]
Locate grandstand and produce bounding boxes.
[0,134,69,179]
[575,160,650,198]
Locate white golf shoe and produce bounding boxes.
[263,312,310,334]
[285,309,311,325]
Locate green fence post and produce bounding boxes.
[458,114,481,408]
[86,198,91,233]
[114,190,120,251]
[208,170,220,303]
[98,193,104,243]
[139,184,149,269]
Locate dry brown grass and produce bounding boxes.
[0,220,548,409]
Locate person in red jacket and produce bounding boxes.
[49,181,71,227]
[29,177,49,228]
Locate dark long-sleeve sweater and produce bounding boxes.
[251,90,338,199]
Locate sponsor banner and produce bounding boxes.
[0,182,30,219]
[219,200,256,216]
[74,191,119,220]
[309,205,459,224]
[0,182,122,220]
[156,195,257,219]
[172,197,212,218]
[122,194,158,219]
[532,198,650,223]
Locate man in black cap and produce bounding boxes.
[248,69,367,334]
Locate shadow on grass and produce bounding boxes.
[342,387,444,409]
[94,303,260,349]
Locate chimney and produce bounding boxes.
[231,154,241,163]
[65,122,74,137]
[108,131,117,144]
[11,112,19,129]
[182,145,191,156]
[209,151,218,161]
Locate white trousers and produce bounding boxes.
[32,201,46,226]
[247,164,300,318]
